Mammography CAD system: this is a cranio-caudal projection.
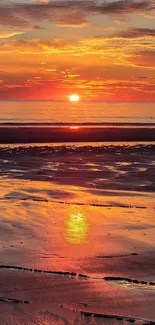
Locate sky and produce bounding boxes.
[0,0,155,100]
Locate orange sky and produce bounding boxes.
[0,0,155,100]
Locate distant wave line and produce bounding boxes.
[1,122,155,127]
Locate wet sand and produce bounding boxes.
[0,143,155,324]
[0,126,155,143]
[1,200,155,324]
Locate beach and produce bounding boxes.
[0,142,155,324]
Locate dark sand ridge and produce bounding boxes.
[0,196,149,208]
[0,126,155,143]
[1,264,155,286]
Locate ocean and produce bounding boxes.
[0,100,155,125]
[1,100,155,324]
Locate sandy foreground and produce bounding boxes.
[0,143,155,324]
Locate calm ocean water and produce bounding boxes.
[0,101,155,125]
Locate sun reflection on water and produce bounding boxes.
[64,211,89,244]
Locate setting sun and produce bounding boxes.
[69,94,80,102]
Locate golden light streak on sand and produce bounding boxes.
[64,211,88,244]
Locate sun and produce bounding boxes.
[69,94,80,102]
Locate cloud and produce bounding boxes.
[129,50,155,68]
[116,27,155,38]
[0,38,69,54]
[1,0,155,29]
[87,0,155,15]
[1,74,155,101]
[0,29,155,70]
[135,76,155,80]
[33,0,49,2]
[0,10,42,29]
[0,31,24,39]
[94,27,155,41]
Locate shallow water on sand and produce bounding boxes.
[1,142,155,324]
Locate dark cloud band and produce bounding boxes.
[1,0,154,28]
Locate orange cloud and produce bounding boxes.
[129,50,155,68]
